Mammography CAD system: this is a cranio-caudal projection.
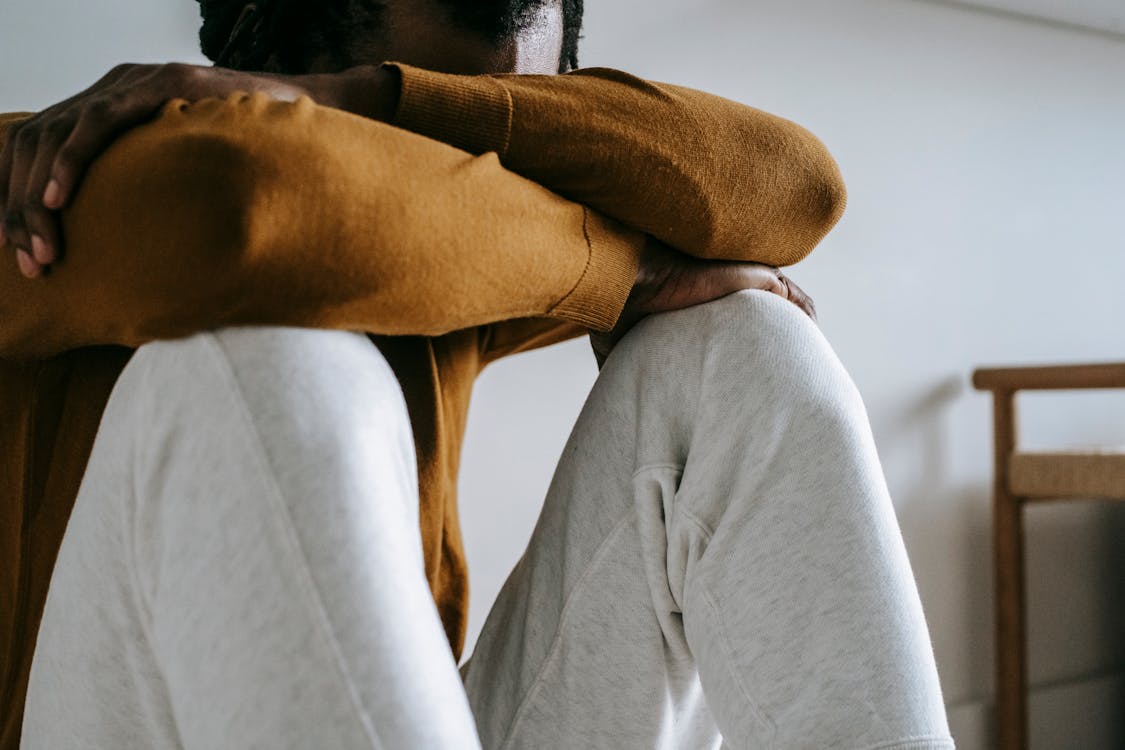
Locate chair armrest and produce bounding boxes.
[972,363,1125,392]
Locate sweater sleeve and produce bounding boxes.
[390,64,847,365]
[0,97,642,360]
[391,64,847,266]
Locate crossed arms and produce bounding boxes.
[0,63,847,360]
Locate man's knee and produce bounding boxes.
[128,326,401,413]
[621,289,862,412]
[116,327,414,485]
[591,290,869,475]
[206,326,407,435]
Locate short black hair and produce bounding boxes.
[197,0,583,75]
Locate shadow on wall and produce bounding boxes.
[877,376,996,697]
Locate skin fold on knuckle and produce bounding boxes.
[159,63,194,89]
[14,125,38,159]
[1,212,18,234]
[42,119,73,149]
[51,147,79,186]
[0,125,23,175]
[23,207,55,242]
[83,95,121,125]
[3,211,29,249]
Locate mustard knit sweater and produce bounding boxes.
[0,63,846,747]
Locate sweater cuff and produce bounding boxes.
[550,209,643,332]
[386,63,513,158]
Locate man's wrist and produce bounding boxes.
[304,65,401,122]
[628,237,676,316]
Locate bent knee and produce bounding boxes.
[625,290,859,405]
[599,290,870,468]
[121,327,410,448]
[206,327,402,408]
[639,289,820,353]
[132,326,397,393]
[108,327,420,524]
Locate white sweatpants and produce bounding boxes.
[22,290,953,749]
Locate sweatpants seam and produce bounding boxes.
[632,462,686,479]
[203,333,385,750]
[676,504,716,542]
[697,585,778,747]
[497,511,634,750]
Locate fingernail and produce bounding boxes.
[16,250,41,278]
[31,235,52,264]
[43,179,62,209]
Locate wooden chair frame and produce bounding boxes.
[972,362,1125,750]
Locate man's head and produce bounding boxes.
[197,0,582,77]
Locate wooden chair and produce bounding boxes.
[972,363,1125,750]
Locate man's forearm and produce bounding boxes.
[0,63,845,359]
[345,63,847,265]
[5,62,845,275]
[0,97,642,360]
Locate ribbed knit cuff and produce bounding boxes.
[386,63,513,158]
[550,209,643,332]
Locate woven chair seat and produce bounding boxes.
[1009,448,1125,500]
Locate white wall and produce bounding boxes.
[2,1,1123,747]
[0,0,205,107]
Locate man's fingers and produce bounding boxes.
[779,274,817,322]
[0,118,25,244]
[731,263,786,299]
[0,62,151,271]
[0,208,30,258]
[3,124,38,263]
[20,208,63,271]
[0,129,15,222]
[16,248,42,278]
[23,120,73,264]
[5,122,60,278]
[46,105,116,211]
[47,96,149,211]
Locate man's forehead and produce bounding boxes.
[511,2,565,74]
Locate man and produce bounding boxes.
[0,0,953,747]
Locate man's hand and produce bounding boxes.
[590,239,816,367]
[0,63,391,278]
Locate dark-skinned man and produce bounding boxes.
[0,0,953,747]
